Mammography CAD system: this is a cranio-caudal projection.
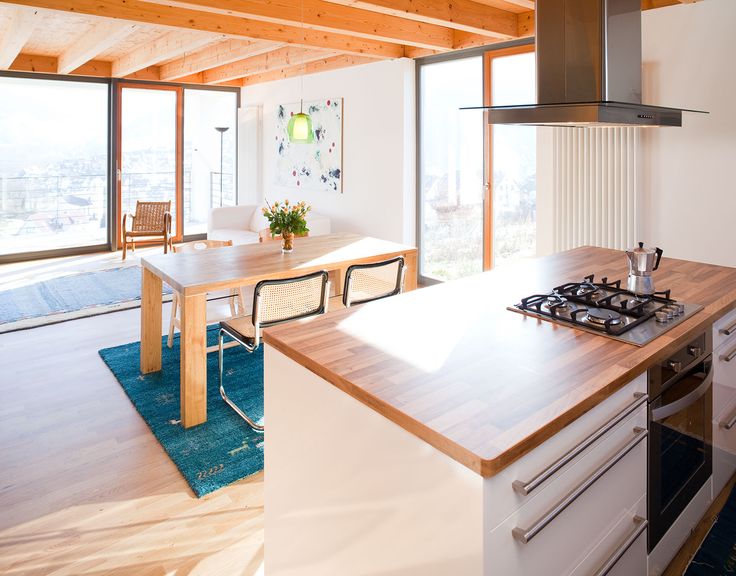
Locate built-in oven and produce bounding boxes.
[647,331,713,552]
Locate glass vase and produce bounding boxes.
[281,231,294,253]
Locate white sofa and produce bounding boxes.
[207,205,331,245]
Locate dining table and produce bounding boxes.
[139,233,418,428]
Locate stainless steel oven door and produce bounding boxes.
[648,356,713,552]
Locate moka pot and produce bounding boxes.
[626,242,663,296]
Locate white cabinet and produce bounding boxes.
[713,309,736,498]
[265,346,649,576]
[485,397,647,576]
[483,373,647,529]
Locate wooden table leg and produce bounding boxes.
[403,251,418,291]
[180,293,207,428]
[141,267,162,374]
[328,268,343,298]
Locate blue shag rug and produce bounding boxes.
[0,266,172,332]
[99,327,264,497]
[685,482,736,575]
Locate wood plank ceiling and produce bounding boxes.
[0,0,698,87]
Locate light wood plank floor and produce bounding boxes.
[0,304,264,576]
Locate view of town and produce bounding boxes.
[0,77,236,256]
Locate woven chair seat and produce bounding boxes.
[125,229,166,237]
[221,316,257,345]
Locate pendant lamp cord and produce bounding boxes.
[300,0,305,113]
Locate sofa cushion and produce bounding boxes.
[250,207,270,233]
[208,205,257,233]
[208,228,260,246]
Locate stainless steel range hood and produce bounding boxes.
[465,0,706,127]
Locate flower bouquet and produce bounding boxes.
[262,199,311,253]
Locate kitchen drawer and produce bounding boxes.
[484,373,647,530]
[569,494,647,576]
[485,408,647,576]
[713,390,736,499]
[714,308,736,353]
[713,345,736,408]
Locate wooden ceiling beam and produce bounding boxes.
[241,54,375,86]
[57,20,139,73]
[323,0,518,39]
[9,52,113,75]
[0,6,38,68]
[499,0,534,8]
[202,46,338,84]
[159,38,280,81]
[146,0,454,50]
[111,30,220,77]
[0,0,404,58]
[517,10,534,37]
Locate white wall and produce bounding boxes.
[240,58,416,245]
[640,0,736,266]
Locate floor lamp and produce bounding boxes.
[215,126,229,207]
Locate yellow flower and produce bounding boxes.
[285,199,290,206]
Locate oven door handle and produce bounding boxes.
[651,364,713,423]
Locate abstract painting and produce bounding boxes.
[275,98,343,193]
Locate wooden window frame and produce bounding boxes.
[482,44,535,270]
[115,82,184,249]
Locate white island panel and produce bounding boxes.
[264,345,484,576]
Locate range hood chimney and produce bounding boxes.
[468,0,706,127]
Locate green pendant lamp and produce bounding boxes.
[287,0,314,144]
[287,99,314,143]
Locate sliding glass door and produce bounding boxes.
[117,84,182,242]
[183,88,237,235]
[418,56,484,282]
[416,43,536,281]
[0,76,109,258]
[486,46,536,267]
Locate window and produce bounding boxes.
[0,76,109,257]
[416,43,536,282]
[0,75,239,261]
[183,89,237,235]
[487,47,536,266]
[119,85,180,236]
[418,56,484,282]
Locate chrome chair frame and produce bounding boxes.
[343,256,406,307]
[218,270,330,431]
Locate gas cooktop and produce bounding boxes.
[509,274,703,346]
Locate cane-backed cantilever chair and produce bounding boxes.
[122,200,173,260]
[330,256,406,310]
[167,239,246,352]
[218,270,331,431]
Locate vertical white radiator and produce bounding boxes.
[551,127,640,252]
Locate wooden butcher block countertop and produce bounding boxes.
[263,247,736,477]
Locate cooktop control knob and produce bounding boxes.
[668,360,683,373]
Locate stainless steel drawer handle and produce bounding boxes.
[512,427,648,545]
[722,346,736,363]
[720,320,736,336]
[513,393,648,496]
[721,406,736,430]
[592,516,648,576]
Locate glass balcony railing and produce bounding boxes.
[0,171,234,256]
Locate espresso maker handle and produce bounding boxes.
[653,247,663,271]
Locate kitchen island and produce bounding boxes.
[262,247,736,575]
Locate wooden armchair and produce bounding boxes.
[122,200,172,260]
